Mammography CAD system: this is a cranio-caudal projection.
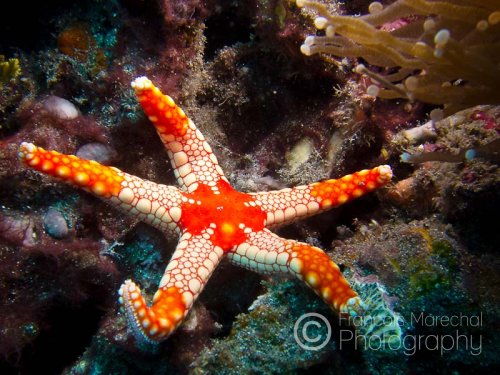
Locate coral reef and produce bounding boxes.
[0,241,117,373]
[194,276,405,375]
[400,106,500,164]
[331,217,499,370]
[0,0,498,373]
[392,106,499,254]
[193,280,339,374]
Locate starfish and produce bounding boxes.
[18,77,392,344]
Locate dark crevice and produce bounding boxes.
[0,0,98,54]
[3,299,104,375]
[204,2,255,60]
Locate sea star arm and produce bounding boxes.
[118,231,225,343]
[131,77,227,192]
[227,228,363,316]
[250,165,392,227]
[18,142,184,235]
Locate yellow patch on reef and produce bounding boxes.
[0,55,21,85]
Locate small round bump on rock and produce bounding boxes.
[44,207,69,239]
[76,143,116,164]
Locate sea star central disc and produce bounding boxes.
[180,179,266,251]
